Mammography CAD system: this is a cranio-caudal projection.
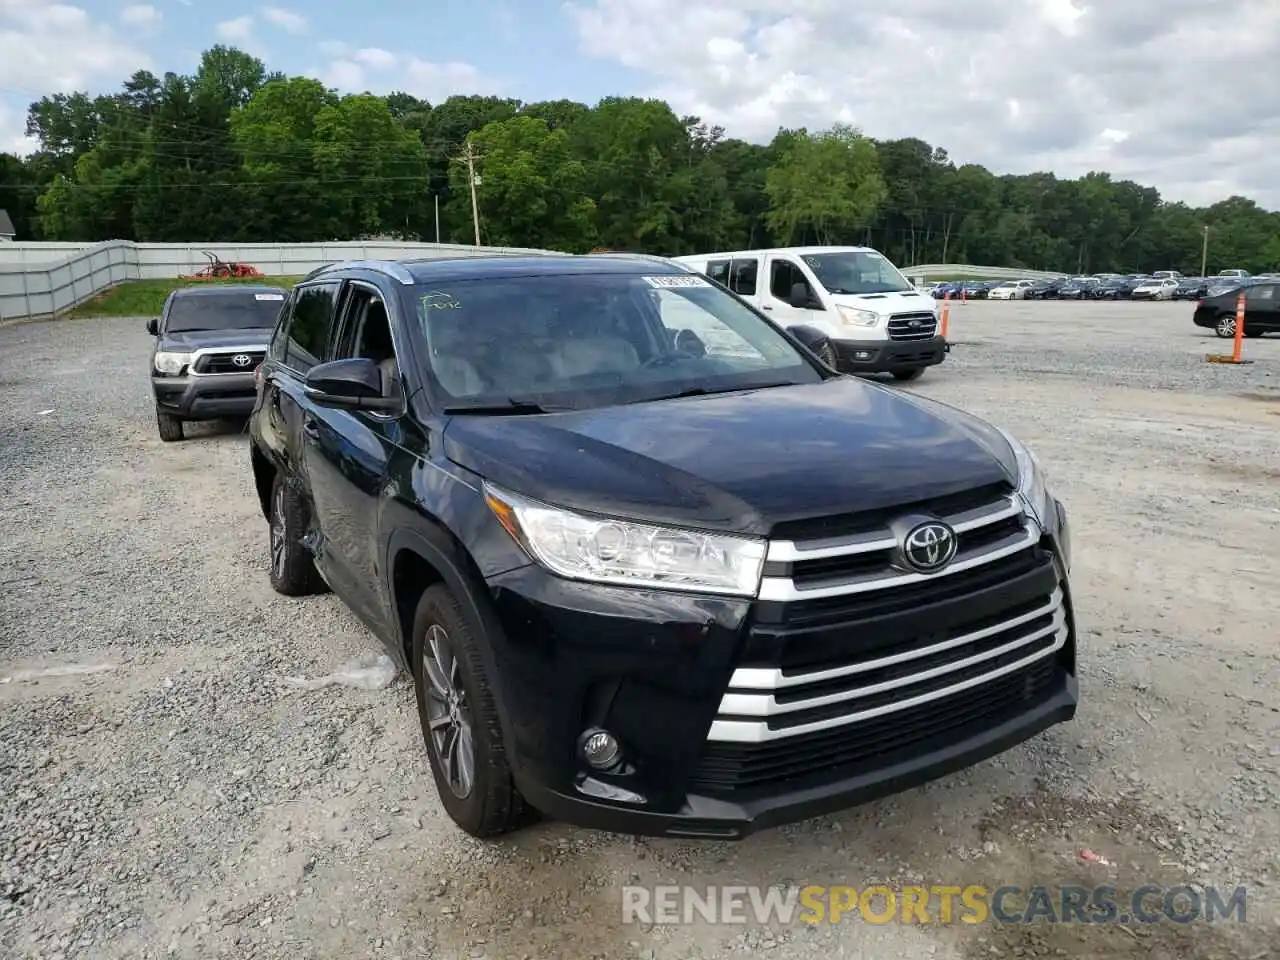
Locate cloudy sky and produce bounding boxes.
[1,0,1277,209]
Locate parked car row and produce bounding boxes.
[926,272,1280,303]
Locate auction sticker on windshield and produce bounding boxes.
[254,293,284,300]
[643,275,709,288]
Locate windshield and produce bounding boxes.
[164,291,287,332]
[406,272,825,411]
[796,250,913,295]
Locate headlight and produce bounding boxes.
[153,351,192,375]
[836,305,879,327]
[484,484,766,596]
[998,428,1051,527]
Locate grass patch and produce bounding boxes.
[67,275,303,319]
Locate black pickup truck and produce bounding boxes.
[147,285,288,441]
[247,254,1078,840]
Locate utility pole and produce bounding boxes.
[457,139,481,246]
[1200,225,1209,276]
[434,192,440,244]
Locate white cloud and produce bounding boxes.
[120,4,161,27]
[215,15,253,42]
[262,6,306,33]
[564,0,1280,209]
[312,44,501,102]
[0,2,150,146]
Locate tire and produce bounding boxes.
[411,583,528,838]
[266,471,328,596]
[156,409,184,442]
[892,368,924,382]
[1215,314,1236,339]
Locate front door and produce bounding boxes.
[1245,284,1279,333]
[762,254,824,328]
[298,281,404,631]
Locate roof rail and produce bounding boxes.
[587,251,691,270]
[303,259,416,285]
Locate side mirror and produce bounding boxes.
[146,317,159,335]
[788,282,819,309]
[304,358,399,411]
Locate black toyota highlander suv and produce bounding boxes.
[148,284,289,441]
[247,254,1078,840]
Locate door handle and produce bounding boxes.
[302,416,320,439]
[761,304,773,310]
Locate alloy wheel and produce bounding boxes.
[422,624,475,798]
[1216,316,1236,338]
[270,484,287,576]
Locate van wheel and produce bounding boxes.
[156,409,184,442]
[411,583,528,838]
[892,369,924,382]
[267,472,328,596]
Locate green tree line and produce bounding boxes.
[2,45,1278,274]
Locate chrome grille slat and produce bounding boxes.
[719,605,1065,718]
[703,486,1063,747]
[887,311,938,341]
[728,587,1063,691]
[707,627,1066,743]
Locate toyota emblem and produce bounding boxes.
[231,354,252,367]
[900,520,957,573]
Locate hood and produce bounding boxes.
[827,289,937,314]
[443,377,1018,537]
[157,328,273,351]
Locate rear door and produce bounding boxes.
[1245,283,1279,332]
[268,279,344,564]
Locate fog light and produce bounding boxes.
[579,728,620,769]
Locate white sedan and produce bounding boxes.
[1130,277,1179,300]
[988,280,1035,300]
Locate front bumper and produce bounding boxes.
[482,496,1077,839]
[152,373,257,419]
[829,335,947,374]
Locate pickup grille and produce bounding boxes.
[194,351,265,374]
[696,484,1068,768]
[888,312,938,341]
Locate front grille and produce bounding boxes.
[887,312,938,341]
[194,351,265,374]
[689,658,1059,793]
[700,486,1067,753]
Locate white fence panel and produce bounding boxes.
[0,240,565,321]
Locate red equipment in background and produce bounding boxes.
[180,251,264,280]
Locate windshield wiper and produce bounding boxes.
[442,397,572,415]
[639,383,798,403]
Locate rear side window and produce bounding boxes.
[285,282,342,372]
[729,258,758,295]
[705,260,730,285]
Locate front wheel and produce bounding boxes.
[412,584,528,838]
[892,368,924,382]
[156,408,184,442]
[1215,315,1237,338]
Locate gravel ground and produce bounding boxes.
[2,299,1278,960]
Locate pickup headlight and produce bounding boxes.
[153,351,193,375]
[998,428,1052,528]
[836,305,879,327]
[484,484,766,596]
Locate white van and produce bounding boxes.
[670,246,946,381]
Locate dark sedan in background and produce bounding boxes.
[1193,280,1279,338]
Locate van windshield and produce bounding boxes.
[799,251,915,295]
[406,272,825,412]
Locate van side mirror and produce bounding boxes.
[147,317,159,335]
[789,282,819,309]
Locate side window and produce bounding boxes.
[285,282,342,373]
[729,257,758,295]
[268,293,294,361]
[1247,284,1274,301]
[705,260,730,286]
[770,258,807,299]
